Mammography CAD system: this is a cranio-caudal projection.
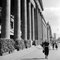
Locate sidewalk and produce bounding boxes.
[0,45,43,60]
[20,45,45,60]
[20,43,60,60]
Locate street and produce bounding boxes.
[20,43,60,60]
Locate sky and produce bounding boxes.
[42,0,60,39]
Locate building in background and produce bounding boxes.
[52,33,56,42]
[47,22,52,43]
[54,33,56,40]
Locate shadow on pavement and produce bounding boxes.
[21,58,45,60]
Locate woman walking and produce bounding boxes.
[42,40,49,59]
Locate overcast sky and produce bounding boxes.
[42,0,60,38]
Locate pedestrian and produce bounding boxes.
[52,43,55,50]
[55,42,58,50]
[42,40,49,59]
[32,40,36,46]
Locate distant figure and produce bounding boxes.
[32,40,36,46]
[52,43,55,50]
[42,40,49,59]
[55,42,58,50]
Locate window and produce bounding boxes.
[11,21,13,29]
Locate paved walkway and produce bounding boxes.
[20,43,60,60]
[0,45,43,60]
[0,44,60,60]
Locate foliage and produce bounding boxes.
[0,38,15,56]
[15,39,25,51]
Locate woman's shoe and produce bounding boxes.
[45,56,48,59]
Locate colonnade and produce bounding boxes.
[1,0,43,45]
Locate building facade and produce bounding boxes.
[0,0,52,48]
[42,16,47,42]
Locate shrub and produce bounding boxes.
[14,39,25,51]
[24,40,31,48]
[0,38,15,56]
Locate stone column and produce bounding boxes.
[29,2,33,46]
[25,0,27,40]
[32,7,35,41]
[41,16,43,42]
[34,8,38,40]
[34,8,38,45]
[14,0,21,40]
[1,0,11,39]
[29,2,31,40]
[37,10,42,44]
[31,4,33,40]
